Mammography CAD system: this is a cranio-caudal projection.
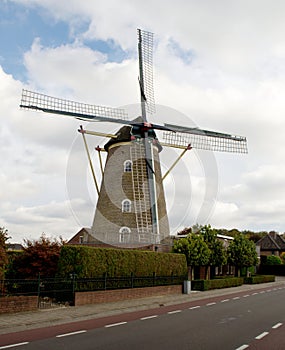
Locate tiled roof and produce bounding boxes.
[256,233,285,251]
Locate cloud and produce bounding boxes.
[2,199,85,242]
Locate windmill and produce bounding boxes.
[20,29,247,247]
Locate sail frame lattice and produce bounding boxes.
[137,29,156,115]
[20,89,128,121]
[163,129,248,153]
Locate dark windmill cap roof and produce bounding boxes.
[104,116,162,152]
[104,122,134,151]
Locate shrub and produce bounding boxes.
[265,255,282,265]
[243,275,275,284]
[191,277,243,291]
[57,246,188,278]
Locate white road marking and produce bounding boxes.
[233,297,240,300]
[167,310,182,314]
[272,322,283,329]
[189,305,200,310]
[206,302,216,306]
[243,294,250,298]
[56,330,87,338]
[221,299,229,303]
[0,343,29,349]
[105,322,127,328]
[252,292,258,295]
[255,331,269,340]
[140,315,158,320]
[259,291,265,294]
[235,345,249,350]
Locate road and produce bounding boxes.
[1,286,284,350]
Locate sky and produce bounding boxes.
[1,0,285,243]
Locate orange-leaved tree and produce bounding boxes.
[8,234,65,279]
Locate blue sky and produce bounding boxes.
[0,1,127,80]
[0,2,68,79]
[2,0,285,242]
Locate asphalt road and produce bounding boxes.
[2,286,284,350]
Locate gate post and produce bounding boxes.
[37,273,41,308]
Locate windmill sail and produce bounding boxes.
[163,123,248,153]
[137,29,156,117]
[137,29,160,235]
[20,89,128,123]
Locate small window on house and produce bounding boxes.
[79,235,84,244]
[119,227,131,243]
[124,160,132,172]
[122,199,131,212]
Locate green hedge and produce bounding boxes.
[191,277,244,291]
[243,275,275,284]
[56,246,188,278]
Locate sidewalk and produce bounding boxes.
[1,276,285,335]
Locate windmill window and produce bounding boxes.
[119,227,131,243]
[122,199,131,212]
[124,160,132,172]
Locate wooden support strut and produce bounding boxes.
[162,144,192,181]
[78,125,100,195]
[95,146,104,176]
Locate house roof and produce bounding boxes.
[256,232,285,251]
[67,227,93,242]
[6,243,24,251]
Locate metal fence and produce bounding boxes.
[0,274,186,308]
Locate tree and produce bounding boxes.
[198,225,227,267]
[8,234,65,279]
[173,233,211,279]
[227,234,258,277]
[264,255,282,265]
[0,227,10,279]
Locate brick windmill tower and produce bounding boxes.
[20,29,248,247]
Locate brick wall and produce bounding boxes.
[75,285,182,306]
[0,295,38,314]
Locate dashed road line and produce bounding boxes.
[105,321,127,328]
[206,302,216,306]
[56,330,87,338]
[221,299,229,303]
[232,297,240,300]
[167,310,182,314]
[0,343,29,349]
[252,292,258,295]
[140,315,158,321]
[255,331,269,340]
[189,305,200,310]
[243,294,250,298]
[272,322,283,329]
[235,345,249,350]
[235,322,283,349]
